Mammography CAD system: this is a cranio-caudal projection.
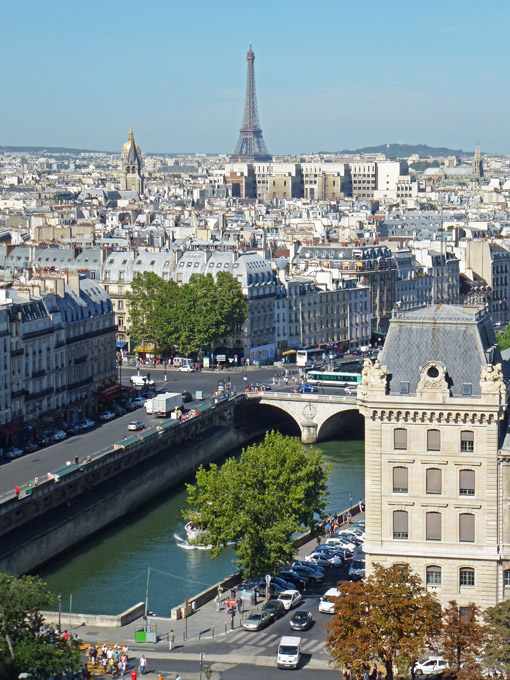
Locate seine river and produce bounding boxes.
[38,437,364,616]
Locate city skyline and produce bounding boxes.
[2,0,510,154]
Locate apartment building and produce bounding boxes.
[358,305,508,609]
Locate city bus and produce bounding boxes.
[306,369,362,387]
[296,348,327,368]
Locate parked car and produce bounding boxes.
[181,391,193,403]
[99,411,115,421]
[261,599,286,621]
[52,430,67,442]
[277,590,302,611]
[414,657,449,677]
[278,570,308,589]
[127,421,145,431]
[297,384,318,393]
[313,545,347,561]
[24,441,39,453]
[291,560,325,576]
[79,418,95,430]
[179,365,195,373]
[306,552,342,568]
[113,405,126,416]
[319,587,341,614]
[242,609,272,631]
[267,575,295,591]
[289,609,313,631]
[6,447,23,458]
[290,563,324,582]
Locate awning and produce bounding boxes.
[0,422,21,436]
[98,385,122,401]
[282,350,297,355]
[116,341,128,348]
[134,343,156,353]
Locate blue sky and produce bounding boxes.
[2,0,509,154]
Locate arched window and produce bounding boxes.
[427,429,440,452]
[393,510,408,540]
[460,431,474,453]
[394,428,407,450]
[459,469,475,496]
[426,565,441,586]
[426,468,442,494]
[504,570,510,588]
[459,513,475,543]
[392,467,408,494]
[426,512,441,541]
[459,567,475,587]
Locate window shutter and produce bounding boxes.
[426,468,442,494]
[459,513,475,542]
[394,428,407,450]
[393,510,408,535]
[426,512,441,540]
[461,431,474,442]
[393,467,408,493]
[427,430,440,451]
[459,469,475,495]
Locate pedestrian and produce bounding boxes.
[215,594,220,612]
[74,455,79,465]
[158,674,163,680]
[130,670,138,680]
[168,629,175,650]
[237,596,243,614]
[139,655,147,675]
[15,485,20,498]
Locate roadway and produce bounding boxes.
[0,365,354,501]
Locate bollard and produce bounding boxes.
[212,626,214,638]
[224,622,227,635]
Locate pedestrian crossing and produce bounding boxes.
[224,628,326,654]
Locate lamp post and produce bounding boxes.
[58,593,62,633]
[164,359,167,382]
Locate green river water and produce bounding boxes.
[38,437,364,616]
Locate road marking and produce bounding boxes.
[308,640,326,654]
[226,630,250,643]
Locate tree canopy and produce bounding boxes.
[438,601,486,680]
[127,270,247,356]
[326,563,442,680]
[484,599,510,676]
[183,431,330,576]
[497,322,510,351]
[0,573,82,680]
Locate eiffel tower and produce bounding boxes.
[230,44,272,163]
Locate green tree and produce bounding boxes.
[438,601,486,680]
[178,272,247,355]
[127,271,165,347]
[0,574,82,680]
[484,599,510,677]
[326,563,442,680]
[497,322,510,351]
[183,431,329,576]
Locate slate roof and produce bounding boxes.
[379,304,503,397]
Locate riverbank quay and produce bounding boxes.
[62,509,364,676]
[0,395,268,574]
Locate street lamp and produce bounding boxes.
[58,594,62,632]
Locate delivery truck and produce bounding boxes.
[152,392,183,417]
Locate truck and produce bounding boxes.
[144,399,154,415]
[152,392,183,417]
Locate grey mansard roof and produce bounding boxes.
[379,304,504,397]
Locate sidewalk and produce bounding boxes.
[77,511,364,676]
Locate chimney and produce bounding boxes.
[56,278,65,298]
[66,273,81,296]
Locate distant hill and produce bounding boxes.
[337,143,472,158]
[0,145,113,155]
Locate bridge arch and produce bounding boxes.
[241,392,360,443]
[317,408,364,442]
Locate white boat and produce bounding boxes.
[185,521,205,543]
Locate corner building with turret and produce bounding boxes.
[358,305,510,609]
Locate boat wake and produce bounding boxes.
[174,532,213,551]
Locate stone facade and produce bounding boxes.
[358,304,509,609]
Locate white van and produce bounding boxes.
[319,587,341,614]
[277,636,302,669]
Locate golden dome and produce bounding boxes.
[121,127,141,158]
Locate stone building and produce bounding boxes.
[120,128,143,195]
[358,304,509,609]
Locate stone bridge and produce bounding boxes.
[244,391,359,443]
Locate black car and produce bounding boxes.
[289,609,313,631]
[279,570,307,589]
[182,391,193,403]
[261,599,286,621]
